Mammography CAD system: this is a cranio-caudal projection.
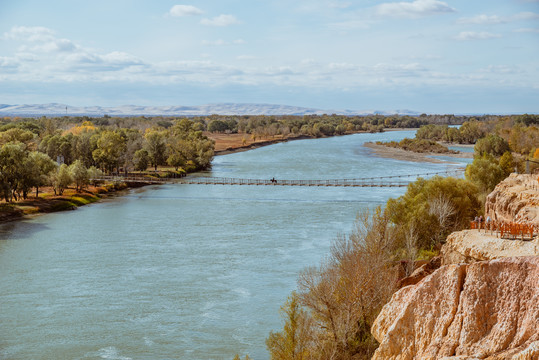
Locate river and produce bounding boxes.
[0,130,469,360]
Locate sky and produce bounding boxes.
[0,0,538,114]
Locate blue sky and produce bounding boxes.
[0,0,538,113]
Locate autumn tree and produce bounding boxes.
[474,134,510,157]
[266,292,314,360]
[297,208,399,360]
[92,131,126,173]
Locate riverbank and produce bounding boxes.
[363,142,473,164]
[0,182,144,223]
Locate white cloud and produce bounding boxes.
[455,31,502,41]
[3,26,55,42]
[32,38,78,53]
[458,12,539,24]
[200,14,240,26]
[169,5,203,17]
[101,51,145,66]
[376,0,456,18]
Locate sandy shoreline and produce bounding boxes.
[363,142,473,164]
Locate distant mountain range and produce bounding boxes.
[0,103,420,117]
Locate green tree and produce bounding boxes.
[143,130,167,171]
[208,119,229,133]
[386,176,481,249]
[266,292,313,360]
[498,151,515,177]
[0,142,27,201]
[465,154,505,194]
[26,151,57,198]
[69,160,88,192]
[474,134,510,157]
[0,128,36,146]
[134,149,150,171]
[87,166,103,186]
[458,120,485,144]
[50,164,72,195]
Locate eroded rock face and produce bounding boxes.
[485,174,539,226]
[371,256,539,360]
[441,230,538,265]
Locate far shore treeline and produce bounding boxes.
[0,113,537,203]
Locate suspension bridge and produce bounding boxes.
[96,168,465,188]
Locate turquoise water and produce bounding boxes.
[0,131,467,360]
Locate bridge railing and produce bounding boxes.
[93,175,170,183]
[179,176,410,187]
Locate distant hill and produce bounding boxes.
[0,103,420,117]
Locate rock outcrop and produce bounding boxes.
[371,256,539,360]
[485,174,539,226]
[441,229,539,265]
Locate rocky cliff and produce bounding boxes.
[485,174,539,225]
[371,256,539,360]
[371,173,539,359]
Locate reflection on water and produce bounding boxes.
[0,131,467,360]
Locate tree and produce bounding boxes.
[69,160,88,192]
[266,292,314,360]
[474,134,510,157]
[0,142,27,201]
[498,151,515,177]
[92,131,126,173]
[458,120,485,144]
[208,119,229,133]
[134,149,150,171]
[87,166,103,186]
[27,151,56,198]
[428,194,456,245]
[50,164,72,195]
[143,130,167,171]
[386,176,481,249]
[297,208,399,359]
[465,154,506,195]
[166,135,187,171]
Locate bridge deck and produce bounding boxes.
[180,177,409,187]
[94,169,464,188]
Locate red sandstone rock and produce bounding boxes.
[371,256,539,360]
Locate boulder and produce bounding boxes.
[371,256,539,360]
